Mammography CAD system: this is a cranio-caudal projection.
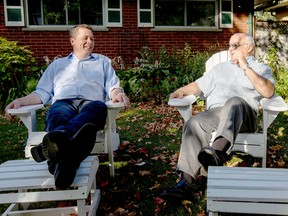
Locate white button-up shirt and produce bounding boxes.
[196,56,275,111]
[34,53,120,104]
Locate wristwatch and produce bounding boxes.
[243,64,250,75]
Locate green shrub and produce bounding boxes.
[265,44,288,101]
[0,37,42,113]
[117,45,210,104]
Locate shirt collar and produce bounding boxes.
[67,53,95,61]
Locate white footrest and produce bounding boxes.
[207,166,288,216]
[0,156,100,216]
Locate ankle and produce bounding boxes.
[182,172,195,184]
[212,137,230,152]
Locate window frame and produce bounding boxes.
[106,0,122,27]
[5,0,122,30]
[152,0,221,31]
[4,0,25,26]
[220,0,233,28]
[138,0,154,27]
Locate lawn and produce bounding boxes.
[0,102,288,215]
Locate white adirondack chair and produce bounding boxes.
[7,54,124,177]
[168,51,288,167]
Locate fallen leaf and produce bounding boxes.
[138,170,152,176]
[149,183,161,190]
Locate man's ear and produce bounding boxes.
[70,37,74,45]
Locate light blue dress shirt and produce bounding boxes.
[195,56,275,111]
[34,53,121,105]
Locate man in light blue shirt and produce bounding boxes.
[5,24,130,190]
[161,33,275,201]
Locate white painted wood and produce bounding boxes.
[3,205,95,216]
[207,166,288,215]
[8,99,124,177]
[0,156,100,216]
[168,95,196,122]
[168,51,288,167]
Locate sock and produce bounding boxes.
[212,137,231,152]
[182,172,195,184]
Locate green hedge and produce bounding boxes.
[0,37,42,113]
[116,45,210,104]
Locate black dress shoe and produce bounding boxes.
[47,159,57,175]
[70,123,97,166]
[31,143,47,162]
[160,178,199,201]
[53,123,97,190]
[42,131,69,161]
[53,160,77,190]
[198,146,227,169]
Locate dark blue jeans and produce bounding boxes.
[45,99,107,139]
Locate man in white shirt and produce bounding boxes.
[161,33,275,201]
[5,24,130,190]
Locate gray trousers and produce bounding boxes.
[177,97,257,179]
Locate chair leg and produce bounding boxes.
[77,199,86,216]
[108,143,115,177]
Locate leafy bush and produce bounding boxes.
[265,45,288,101]
[0,37,42,113]
[117,44,210,104]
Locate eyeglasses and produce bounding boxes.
[227,43,249,49]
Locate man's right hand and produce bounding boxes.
[4,93,42,119]
[4,99,20,120]
[169,90,185,99]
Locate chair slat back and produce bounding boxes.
[205,50,230,73]
[204,51,230,109]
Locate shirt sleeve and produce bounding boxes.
[103,59,121,100]
[257,63,275,86]
[33,62,55,104]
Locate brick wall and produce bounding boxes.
[0,0,250,65]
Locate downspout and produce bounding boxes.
[248,12,253,35]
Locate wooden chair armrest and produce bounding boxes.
[168,95,197,122]
[168,95,197,107]
[7,104,44,133]
[260,96,288,112]
[105,100,124,109]
[7,104,44,115]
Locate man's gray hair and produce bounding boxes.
[244,33,255,48]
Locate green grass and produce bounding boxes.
[0,102,288,215]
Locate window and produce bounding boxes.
[138,0,153,27]
[4,0,122,28]
[106,0,122,27]
[220,0,233,28]
[155,0,217,27]
[27,0,104,26]
[4,0,25,26]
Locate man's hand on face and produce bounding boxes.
[230,50,248,69]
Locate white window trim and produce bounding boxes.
[4,0,25,26]
[106,0,122,27]
[138,0,154,27]
[220,0,233,28]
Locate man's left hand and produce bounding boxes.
[112,92,131,109]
